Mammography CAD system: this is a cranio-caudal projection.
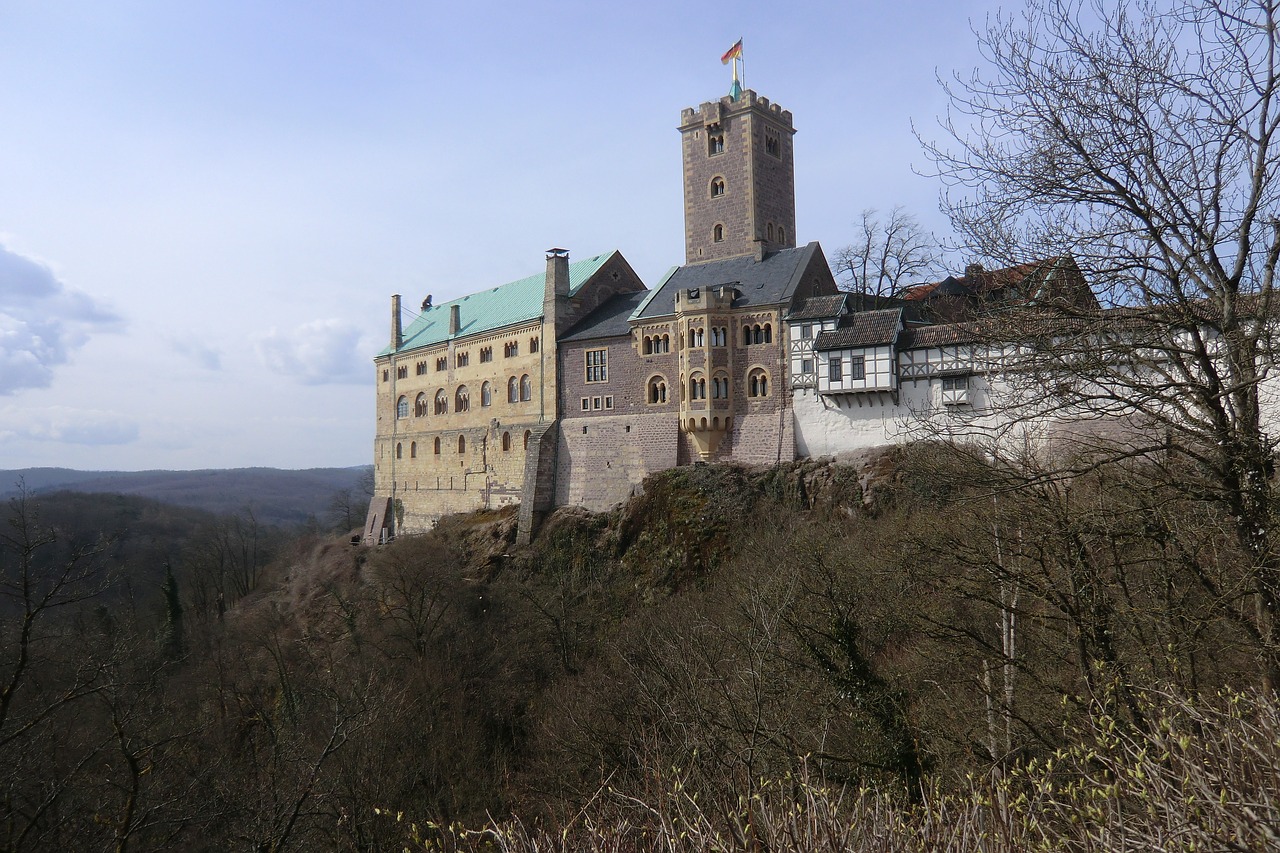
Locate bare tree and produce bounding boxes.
[832,206,946,297]
[921,0,1280,688]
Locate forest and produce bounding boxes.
[2,447,1277,851]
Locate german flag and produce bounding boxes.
[721,38,743,65]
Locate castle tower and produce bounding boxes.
[679,89,797,264]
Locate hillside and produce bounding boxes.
[2,451,1276,850]
[0,465,372,527]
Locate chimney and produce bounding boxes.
[965,263,985,279]
[390,294,402,350]
[754,240,767,263]
[546,247,570,301]
[449,304,461,336]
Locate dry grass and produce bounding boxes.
[383,686,1280,852]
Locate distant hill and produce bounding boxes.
[0,466,372,528]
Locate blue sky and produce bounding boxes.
[0,0,991,470]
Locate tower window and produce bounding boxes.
[765,127,780,157]
[778,226,786,243]
[458,435,466,454]
[767,223,775,241]
[710,178,726,198]
[708,132,725,156]
[713,224,724,243]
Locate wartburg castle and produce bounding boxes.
[367,81,1093,544]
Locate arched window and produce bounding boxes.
[648,376,668,404]
[458,435,466,454]
[530,337,539,353]
[764,323,773,344]
[395,442,402,459]
[767,223,775,241]
[743,325,752,346]
[414,392,427,417]
[523,430,531,449]
[710,177,725,198]
[778,226,786,243]
[661,334,670,353]
[434,389,448,415]
[643,336,653,355]
[410,441,417,458]
[396,396,408,419]
[713,224,724,243]
[508,377,519,403]
[481,381,492,407]
[749,368,770,397]
[433,437,441,455]
[712,373,730,399]
[502,431,511,451]
[520,374,532,402]
[455,385,470,413]
[690,373,706,400]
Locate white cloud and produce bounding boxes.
[256,319,366,385]
[0,405,140,446]
[0,243,124,395]
[169,337,222,370]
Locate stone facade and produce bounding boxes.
[681,90,797,264]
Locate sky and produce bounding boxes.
[0,0,994,471]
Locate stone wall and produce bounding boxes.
[555,413,679,512]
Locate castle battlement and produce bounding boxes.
[680,90,794,129]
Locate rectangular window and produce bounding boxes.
[942,375,969,391]
[592,396,601,410]
[828,358,842,382]
[581,397,590,411]
[802,358,813,374]
[850,356,866,380]
[585,348,608,383]
[604,396,614,410]
[801,324,812,340]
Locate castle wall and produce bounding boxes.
[555,414,679,511]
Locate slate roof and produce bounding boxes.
[559,290,650,342]
[787,293,848,321]
[631,243,822,321]
[379,251,619,356]
[814,308,903,350]
[896,323,979,349]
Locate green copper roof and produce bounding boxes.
[379,251,618,357]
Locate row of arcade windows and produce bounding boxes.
[396,375,532,418]
[395,430,532,459]
[743,323,773,345]
[642,334,671,354]
[640,369,773,405]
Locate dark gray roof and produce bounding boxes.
[787,293,848,321]
[814,308,902,350]
[558,290,650,342]
[896,322,978,349]
[631,243,821,320]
